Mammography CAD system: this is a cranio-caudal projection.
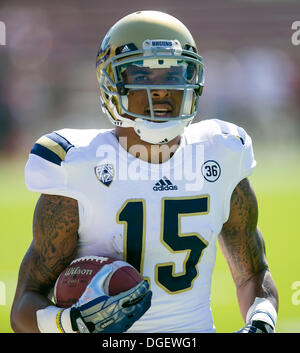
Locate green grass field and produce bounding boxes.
[0,146,299,333]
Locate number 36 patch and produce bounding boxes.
[201,160,221,182]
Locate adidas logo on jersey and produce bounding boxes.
[153,177,178,191]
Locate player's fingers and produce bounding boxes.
[122,291,152,332]
[131,280,150,297]
[134,290,152,316]
[118,280,149,300]
[121,281,150,306]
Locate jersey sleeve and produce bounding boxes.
[25,131,74,196]
[213,118,256,178]
[212,119,256,222]
[230,123,256,181]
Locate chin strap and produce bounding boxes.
[105,102,191,144]
[133,118,187,144]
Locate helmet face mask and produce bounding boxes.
[96,11,205,144]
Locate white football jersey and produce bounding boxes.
[25,119,256,333]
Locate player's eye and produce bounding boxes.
[166,75,182,83]
[133,75,150,83]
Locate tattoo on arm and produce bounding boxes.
[21,194,79,295]
[219,178,268,288]
[219,178,278,317]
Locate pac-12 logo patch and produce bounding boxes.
[201,160,221,182]
[95,164,114,187]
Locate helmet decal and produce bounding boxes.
[96,34,111,68]
[115,43,138,55]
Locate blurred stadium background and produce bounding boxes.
[0,0,299,333]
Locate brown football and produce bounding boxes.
[54,255,143,308]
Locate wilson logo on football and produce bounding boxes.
[153,177,178,191]
[64,267,93,276]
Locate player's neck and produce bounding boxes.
[114,127,181,164]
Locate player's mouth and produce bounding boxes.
[145,103,173,118]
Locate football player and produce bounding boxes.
[11,11,278,333]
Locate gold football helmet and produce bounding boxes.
[96,11,204,144]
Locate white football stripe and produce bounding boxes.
[102,261,133,295]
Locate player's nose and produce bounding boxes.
[151,89,171,99]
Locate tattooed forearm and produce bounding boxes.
[10,195,79,332]
[219,178,268,287]
[24,194,79,294]
[219,178,278,318]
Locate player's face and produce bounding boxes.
[123,65,185,120]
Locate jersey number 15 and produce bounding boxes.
[117,195,209,294]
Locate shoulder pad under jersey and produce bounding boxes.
[29,131,74,166]
[25,128,109,195]
[186,119,250,149]
[210,118,249,148]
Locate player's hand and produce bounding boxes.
[69,265,152,333]
[235,320,274,333]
